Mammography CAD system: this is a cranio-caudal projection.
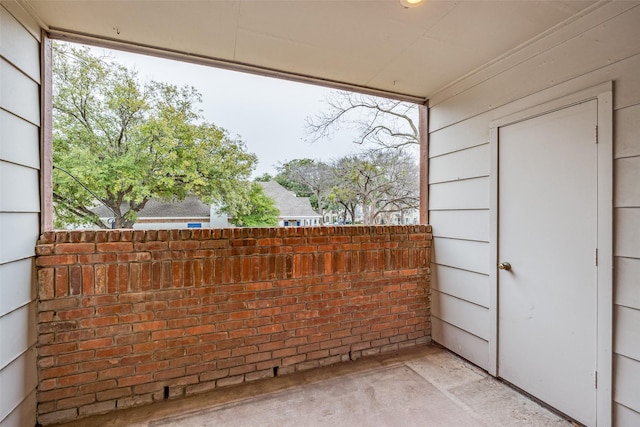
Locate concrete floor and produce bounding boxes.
[53,345,572,427]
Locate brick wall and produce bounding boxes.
[35,226,431,425]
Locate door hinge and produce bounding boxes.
[595,248,598,266]
[594,371,598,389]
[595,126,599,144]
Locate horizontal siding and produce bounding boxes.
[431,290,489,340]
[428,5,640,419]
[0,213,39,263]
[431,317,489,371]
[0,390,36,427]
[614,103,640,159]
[0,7,40,82]
[430,209,489,242]
[432,237,489,275]
[0,258,34,317]
[429,113,490,157]
[615,208,640,258]
[429,177,489,211]
[0,302,36,370]
[0,110,40,169]
[615,156,640,206]
[615,354,640,414]
[0,2,40,42]
[0,7,40,427]
[429,4,640,131]
[431,48,640,134]
[0,161,39,212]
[614,403,640,427]
[429,144,489,184]
[0,58,40,125]
[615,257,640,310]
[0,347,36,424]
[432,264,489,308]
[428,2,637,109]
[614,306,640,362]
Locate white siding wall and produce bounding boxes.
[0,4,40,427]
[428,2,640,424]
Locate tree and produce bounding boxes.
[53,43,257,228]
[228,183,279,227]
[254,173,273,182]
[275,159,334,223]
[305,91,419,151]
[330,149,419,225]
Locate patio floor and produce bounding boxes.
[52,345,572,427]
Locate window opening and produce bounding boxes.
[49,41,420,231]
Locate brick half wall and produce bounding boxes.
[35,225,432,425]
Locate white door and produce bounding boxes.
[497,100,598,426]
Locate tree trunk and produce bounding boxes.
[113,216,135,229]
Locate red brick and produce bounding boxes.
[257,324,283,334]
[117,374,153,387]
[95,345,132,358]
[169,240,200,250]
[59,372,98,387]
[36,254,77,267]
[135,361,170,373]
[133,341,165,353]
[153,367,185,381]
[99,366,135,380]
[96,242,134,252]
[132,320,166,332]
[78,316,118,328]
[39,342,77,356]
[35,227,433,421]
[79,380,117,394]
[38,268,55,300]
[55,243,95,254]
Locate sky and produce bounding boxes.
[84,44,364,178]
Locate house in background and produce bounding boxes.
[92,181,320,229]
[257,181,321,227]
[2,1,640,426]
[93,195,227,229]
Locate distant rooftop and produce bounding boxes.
[258,181,320,218]
[92,182,320,220]
[92,195,210,219]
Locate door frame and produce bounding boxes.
[488,81,612,425]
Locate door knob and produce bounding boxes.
[498,262,512,271]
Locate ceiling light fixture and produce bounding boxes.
[400,0,425,8]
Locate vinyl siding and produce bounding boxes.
[0,4,40,427]
[427,3,640,423]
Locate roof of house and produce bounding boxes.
[92,195,210,219]
[258,181,320,219]
[92,182,320,220]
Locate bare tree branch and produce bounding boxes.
[305,91,419,151]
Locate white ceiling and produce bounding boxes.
[24,0,596,101]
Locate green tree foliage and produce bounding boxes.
[230,183,279,227]
[254,173,273,182]
[53,43,257,228]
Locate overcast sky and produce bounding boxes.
[85,44,364,178]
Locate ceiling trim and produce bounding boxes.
[47,28,428,105]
